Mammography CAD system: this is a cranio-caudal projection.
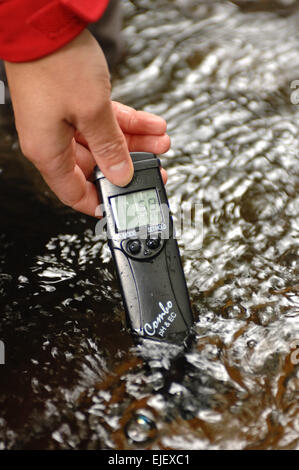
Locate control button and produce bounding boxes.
[127,239,141,255]
[146,238,160,250]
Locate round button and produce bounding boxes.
[146,238,160,250]
[127,239,141,254]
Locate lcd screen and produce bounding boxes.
[110,189,163,232]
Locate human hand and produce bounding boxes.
[5,29,170,217]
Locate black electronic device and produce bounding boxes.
[94,152,193,343]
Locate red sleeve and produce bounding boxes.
[0,0,110,62]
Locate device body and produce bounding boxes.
[94,152,193,343]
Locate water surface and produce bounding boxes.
[0,0,299,450]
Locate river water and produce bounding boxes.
[0,0,299,450]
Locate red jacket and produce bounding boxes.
[0,0,109,62]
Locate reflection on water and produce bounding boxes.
[0,0,299,450]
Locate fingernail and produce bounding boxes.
[109,160,133,186]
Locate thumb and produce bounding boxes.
[78,99,134,187]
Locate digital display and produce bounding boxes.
[110,189,162,232]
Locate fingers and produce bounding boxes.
[75,140,95,177]
[77,98,134,187]
[70,179,99,216]
[160,167,168,185]
[34,134,168,217]
[77,99,170,188]
[111,101,167,135]
[35,138,99,217]
[125,133,170,154]
[74,130,89,149]
[31,134,168,217]
[75,99,170,182]
[76,140,168,185]
[75,131,170,158]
